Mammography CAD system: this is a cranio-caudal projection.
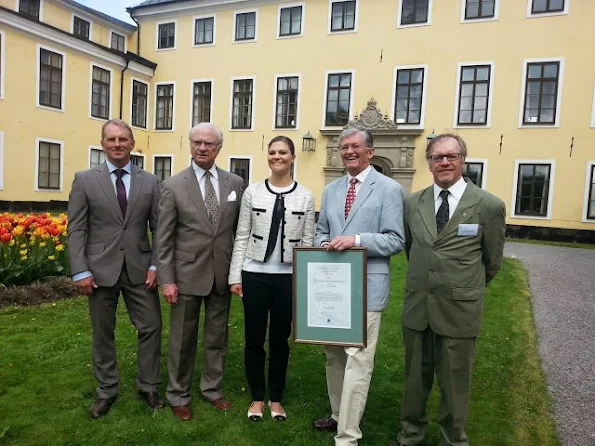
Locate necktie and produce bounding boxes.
[436,189,450,234]
[204,171,219,230]
[344,178,358,219]
[114,169,127,217]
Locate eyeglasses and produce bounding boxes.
[428,153,462,163]
[191,140,219,150]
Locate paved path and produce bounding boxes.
[504,242,595,446]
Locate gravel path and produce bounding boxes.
[504,242,595,446]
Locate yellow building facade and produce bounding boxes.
[1,0,595,237]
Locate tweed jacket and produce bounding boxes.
[228,180,315,285]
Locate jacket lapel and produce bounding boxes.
[438,181,479,238]
[96,163,124,222]
[335,175,349,225]
[417,187,437,240]
[343,170,377,229]
[124,165,143,224]
[216,168,231,234]
[183,166,211,229]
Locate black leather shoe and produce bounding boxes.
[90,396,117,419]
[138,390,164,409]
[313,416,338,432]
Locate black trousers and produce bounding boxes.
[241,271,292,402]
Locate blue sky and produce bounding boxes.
[76,0,140,24]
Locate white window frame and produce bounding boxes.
[590,85,595,128]
[228,155,253,186]
[0,131,4,189]
[155,19,177,51]
[192,14,216,47]
[460,0,499,23]
[397,0,433,29]
[109,30,127,53]
[518,57,564,128]
[130,77,150,131]
[526,0,569,18]
[88,145,105,169]
[272,73,301,130]
[17,0,44,20]
[277,2,305,39]
[321,69,355,129]
[229,76,256,131]
[464,158,488,189]
[71,14,92,40]
[189,78,214,129]
[0,30,5,100]
[34,137,64,192]
[130,152,146,169]
[154,81,176,132]
[390,64,428,129]
[88,62,113,121]
[327,0,359,35]
[582,161,595,223]
[510,159,556,220]
[36,44,66,112]
[453,61,495,128]
[152,154,175,181]
[233,9,259,43]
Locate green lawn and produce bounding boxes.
[0,256,559,446]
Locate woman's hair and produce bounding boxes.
[268,136,295,156]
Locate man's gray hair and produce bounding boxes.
[338,127,374,148]
[101,119,134,142]
[189,122,224,146]
[426,133,468,159]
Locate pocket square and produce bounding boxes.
[227,191,237,201]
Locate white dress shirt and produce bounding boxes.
[433,177,468,218]
[192,161,220,203]
[106,159,132,199]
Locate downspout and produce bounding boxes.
[128,8,141,55]
[119,58,130,119]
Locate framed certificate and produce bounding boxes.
[292,247,367,347]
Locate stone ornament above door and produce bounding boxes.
[346,98,398,130]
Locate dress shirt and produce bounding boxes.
[433,177,467,218]
[192,161,220,203]
[346,165,374,246]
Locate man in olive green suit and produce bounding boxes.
[391,134,506,446]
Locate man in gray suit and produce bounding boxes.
[313,127,406,446]
[391,134,506,446]
[68,119,163,419]
[156,122,244,421]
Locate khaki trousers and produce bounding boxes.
[324,311,382,446]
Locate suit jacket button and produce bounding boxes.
[119,247,124,251]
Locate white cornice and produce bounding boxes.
[132,0,279,21]
[129,60,154,79]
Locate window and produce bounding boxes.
[19,0,40,20]
[131,80,148,129]
[37,140,61,190]
[464,0,495,19]
[279,5,302,37]
[463,161,485,188]
[194,17,214,45]
[191,81,212,126]
[39,48,63,110]
[73,17,90,40]
[235,12,256,41]
[531,0,565,14]
[155,83,174,130]
[89,147,105,168]
[399,0,430,26]
[111,32,125,52]
[275,76,299,128]
[325,72,352,127]
[157,22,175,49]
[514,162,553,217]
[130,154,144,169]
[91,65,110,119]
[457,64,491,126]
[154,156,172,182]
[230,158,251,188]
[585,163,595,221]
[393,67,424,125]
[330,1,356,32]
[522,61,560,125]
[232,79,253,129]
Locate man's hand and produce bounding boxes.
[230,283,243,298]
[327,235,356,251]
[73,276,97,296]
[162,283,179,304]
[145,270,157,290]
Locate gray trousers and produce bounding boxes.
[88,266,162,399]
[166,288,231,406]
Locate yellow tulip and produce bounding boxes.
[56,244,65,252]
[48,255,55,260]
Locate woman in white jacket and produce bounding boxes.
[229,136,315,422]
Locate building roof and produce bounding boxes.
[68,0,136,32]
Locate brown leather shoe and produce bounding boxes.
[138,391,164,409]
[90,396,117,419]
[313,416,338,432]
[171,404,192,421]
[211,397,232,411]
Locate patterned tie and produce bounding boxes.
[114,169,127,217]
[436,189,450,234]
[204,171,219,230]
[344,178,358,219]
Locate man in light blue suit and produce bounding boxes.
[312,127,406,446]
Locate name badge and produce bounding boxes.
[458,224,479,236]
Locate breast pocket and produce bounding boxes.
[285,210,306,238]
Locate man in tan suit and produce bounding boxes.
[156,122,244,421]
[68,119,163,419]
